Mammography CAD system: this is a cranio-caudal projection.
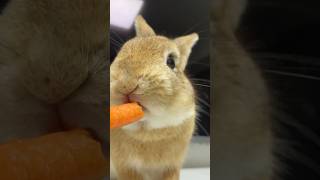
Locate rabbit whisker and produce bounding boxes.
[193,83,211,88]
[264,69,320,81]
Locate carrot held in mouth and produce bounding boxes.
[110,102,144,129]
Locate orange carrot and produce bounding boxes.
[110,102,144,129]
[0,129,107,180]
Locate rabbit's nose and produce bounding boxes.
[126,85,138,95]
[124,85,139,103]
[116,76,139,94]
[118,83,138,96]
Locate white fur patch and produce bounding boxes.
[145,109,194,129]
[122,106,195,131]
[128,156,145,170]
[128,157,163,180]
[122,120,142,131]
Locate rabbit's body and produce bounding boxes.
[0,0,108,154]
[110,16,199,180]
[111,117,195,180]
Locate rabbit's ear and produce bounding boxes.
[212,0,248,31]
[134,15,156,37]
[174,33,199,71]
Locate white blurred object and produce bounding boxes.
[110,159,116,179]
[183,136,210,168]
[181,168,210,180]
[110,0,144,29]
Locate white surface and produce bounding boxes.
[181,168,210,180]
[109,168,210,180]
[110,0,144,29]
[183,136,210,168]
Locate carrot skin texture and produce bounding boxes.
[110,103,144,129]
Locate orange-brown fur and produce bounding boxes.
[111,117,195,180]
[110,16,198,180]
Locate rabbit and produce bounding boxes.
[212,0,275,179]
[0,0,109,167]
[110,16,199,180]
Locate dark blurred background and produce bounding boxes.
[238,0,320,179]
[110,0,211,137]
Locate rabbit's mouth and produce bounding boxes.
[130,101,148,113]
[137,102,147,112]
[124,94,148,112]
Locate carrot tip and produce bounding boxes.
[110,102,144,129]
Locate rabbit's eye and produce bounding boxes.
[166,54,176,69]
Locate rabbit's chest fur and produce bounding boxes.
[111,117,195,179]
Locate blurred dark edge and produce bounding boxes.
[238,0,320,179]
